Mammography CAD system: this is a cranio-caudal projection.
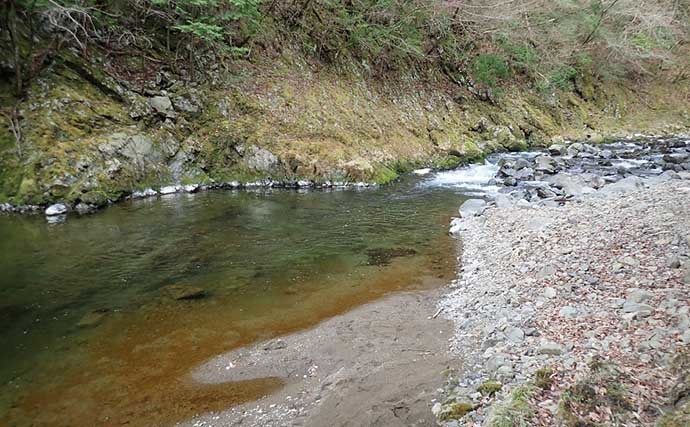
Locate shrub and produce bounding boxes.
[472,54,511,87]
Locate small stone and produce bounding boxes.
[627,289,654,304]
[667,256,682,269]
[263,339,287,351]
[506,327,525,343]
[559,305,579,318]
[538,339,564,355]
[543,288,557,299]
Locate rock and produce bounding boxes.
[663,153,689,164]
[535,155,558,174]
[666,256,682,269]
[559,305,579,318]
[45,203,68,216]
[538,339,564,355]
[622,301,653,317]
[546,173,594,197]
[163,285,206,300]
[132,188,158,199]
[548,144,566,156]
[600,176,645,194]
[183,184,199,193]
[506,327,525,343]
[487,354,508,372]
[626,289,654,304]
[77,310,107,328]
[543,287,557,298]
[240,144,279,173]
[74,203,95,215]
[516,199,533,209]
[160,185,180,195]
[494,193,514,208]
[459,199,488,218]
[172,95,202,115]
[263,339,287,351]
[503,177,517,186]
[149,95,174,116]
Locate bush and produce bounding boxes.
[472,54,511,87]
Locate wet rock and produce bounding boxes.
[132,188,158,199]
[183,184,199,193]
[45,203,68,216]
[535,155,558,174]
[459,199,487,218]
[74,203,96,215]
[163,285,207,300]
[263,339,287,351]
[160,185,180,195]
[548,144,566,156]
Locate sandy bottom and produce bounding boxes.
[181,288,455,427]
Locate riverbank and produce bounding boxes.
[437,173,690,425]
[179,288,455,427]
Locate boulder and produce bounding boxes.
[600,176,645,194]
[459,199,487,218]
[160,185,180,195]
[535,155,558,174]
[149,95,174,116]
[45,203,68,216]
[548,144,566,156]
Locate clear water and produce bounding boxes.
[0,174,468,426]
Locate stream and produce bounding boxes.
[0,174,469,426]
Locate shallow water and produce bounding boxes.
[0,175,468,426]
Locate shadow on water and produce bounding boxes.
[0,175,466,426]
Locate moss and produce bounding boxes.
[478,381,503,397]
[557,360,633,427]
[440,402,476,421]
[487,385,536,427]
[535,367,555,390]
[371,165,399,185]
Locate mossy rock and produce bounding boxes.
[440,402,476,421]
[478,381,503,397]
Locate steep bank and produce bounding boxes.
[1,49,689,210]
[437,169,690,425]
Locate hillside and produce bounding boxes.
[1,0,689,209]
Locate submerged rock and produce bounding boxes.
[163,285,207,300]
[365,247,417,266]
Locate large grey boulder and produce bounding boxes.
[149,95,174,117]
[459,199,488,218]
[535,155,558,174]
[600,176,645,194]
[240,145,279,173]
[546,173,594,197]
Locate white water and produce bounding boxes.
[421,161,500,195]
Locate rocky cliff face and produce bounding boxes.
[1,51,689,209]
